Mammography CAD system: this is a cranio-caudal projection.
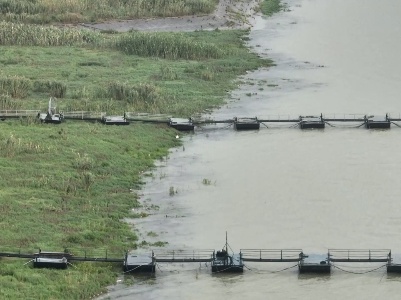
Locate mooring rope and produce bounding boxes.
[332,263,387,274]
[243,263,298,274]
[211,265,239,274]
[23,259,34,266]
[391,121,401,128]
[120,262,157,274]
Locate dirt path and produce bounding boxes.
[79,0,261,32]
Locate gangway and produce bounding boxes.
[240,249,303,262]
[328,249,391,262]
[0,110,40,119]
[152,249,214,263]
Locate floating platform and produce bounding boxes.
[169,118,194,131]
[364,115,390,129]
[298,253,331,273]
[211,250,243,273]
[234,117,260,130]
[387,253,401,273]
[38,113,64,124]
[124,253,155,273]
[101,116,130,125]
[299,116,325,129]
[33,251,70,269]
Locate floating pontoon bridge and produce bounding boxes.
[0,238,400,277]
[2,110,401,131]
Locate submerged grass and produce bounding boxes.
[260,0,285,16]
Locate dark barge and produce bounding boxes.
[124,252,155,273]
[211,250,243,273]
[33,251,71,269]
[387,253,401,273]
[299,115,325,129]
[101,115,130,125]
[169,118,195,131]
[298,253,331,273]
[364,115,390,129]
[233,117,260,130]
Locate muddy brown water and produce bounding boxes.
[100,1,401,299]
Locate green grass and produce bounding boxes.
[0,29,272,115]
[260,0,285,16]
[0,23,273,299]
[0,121,179,298]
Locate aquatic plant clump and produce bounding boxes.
[114,31,223,60]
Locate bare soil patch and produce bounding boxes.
[78,0,261,32]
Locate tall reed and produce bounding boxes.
[0,0,218,23]
[0,75,32,98]
[0,21,101,46]
[114,31,222,60]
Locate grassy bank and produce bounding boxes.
[0,25,271,115]
[0,121,180,298]
[0,0,219,24]
[0,24,273,298]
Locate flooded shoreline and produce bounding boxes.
[100,1,401,299]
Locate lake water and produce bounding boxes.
[101,1,401,299]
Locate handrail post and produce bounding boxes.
[260,249,262,260]
[369,250,371,261]
[281,250,283,261]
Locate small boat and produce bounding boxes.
[38,97,64,124]
[211,233,243,273]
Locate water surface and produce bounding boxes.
[101,1,401,299]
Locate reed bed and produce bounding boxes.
[0,94,22,109]
[0,21,101,46]
[0,22,222,61]
[114,31,223,60]
[0,0,218,23]
[33,80,67,98]
[0,75,32,98]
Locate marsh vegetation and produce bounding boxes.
[0,0,279,298]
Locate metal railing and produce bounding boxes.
[240,249,303,262]
[328,249,391,262]
[152,249,214,262]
